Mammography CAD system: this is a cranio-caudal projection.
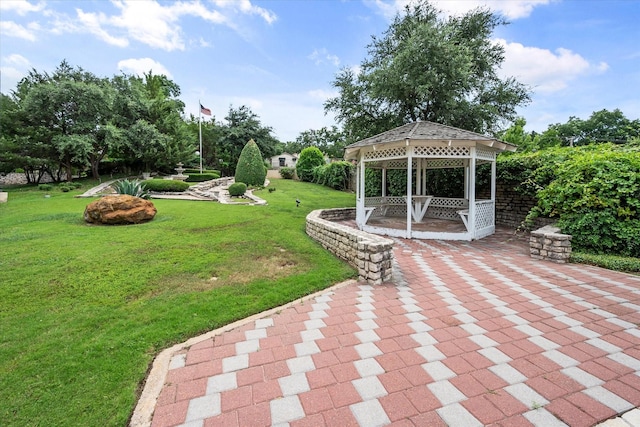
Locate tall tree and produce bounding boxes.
[218,105,280,176]
[16,61,111,181]
[325,0,531,140]
[110,72,194,173]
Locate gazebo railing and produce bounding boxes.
[424,197,468,221]
[364,196,470,221]
[474,200,495,232]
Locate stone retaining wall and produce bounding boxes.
[495,183,554,229]
[306,208,393,285]
[530,225,572,263]
[0,172,58,186]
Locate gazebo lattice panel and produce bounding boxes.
[476,147,496,161]
[363,147,406,160]
[413,146,470,157]
[475,201,495,230]
[423,159,466,169]
[425,197,469,221]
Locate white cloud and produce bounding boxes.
[213,0,277,25]
[0,54,31,93]
[0,20,38,41]
[308,48,340,67]
[117,58,173,78]
[76,9,128,47]
[368,0,551,20]
[3,53,30,68]
[61,0,276,52]
[0,0,46,16]
[496,38,607,93]
[432,0,552,20]
[109,1,185,51]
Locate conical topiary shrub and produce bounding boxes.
[235,139,267,187]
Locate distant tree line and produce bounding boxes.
[0,61,280,182]
[500,110,640,151]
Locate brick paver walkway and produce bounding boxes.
[140,229,640,427]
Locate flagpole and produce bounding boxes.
[199,100,203,174]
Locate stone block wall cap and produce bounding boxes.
[532,224,561,235]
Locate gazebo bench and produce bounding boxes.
[457,209,469,231]
[364,204,390,223]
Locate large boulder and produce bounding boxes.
[84,195,157,225]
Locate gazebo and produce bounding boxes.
[344,121,516,241]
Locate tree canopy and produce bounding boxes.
[499,109,640,152]
[284,126,346,159]
[325,0,530,141]
[1,61,282,182]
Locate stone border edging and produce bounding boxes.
[129,278,358,427]
[305,208,394,285]
[529,224,572,263]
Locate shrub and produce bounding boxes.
[529,145,640,257]
[14,168,25,173]
[70,182,82,189]
[38,184,53,191]
[279,167,295,180]
[570,252,640,274]
[59,185,71,192]
[312,161,354,190]
[296,147,325,182]
[235,139,267,187]
[228,182,247,197]
[111,179,150,199]
[143,179,190,192]
[185,173,220,182]
[184,169,220,175]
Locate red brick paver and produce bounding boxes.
[139,228,640,427]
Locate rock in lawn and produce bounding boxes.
[84,195,157,225]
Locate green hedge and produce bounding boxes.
[570,252,640,274]
[143,179,190,192]
[296,147,325,182]
[228,182,247,197]
[184,169,220,175]
[279,167,295,179]
[501,143,640,257]
[312,161,354,191]
[185,173,220,182]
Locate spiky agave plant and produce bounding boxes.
[110,179,150,199]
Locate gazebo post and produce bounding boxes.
[491,159,496,203]
[416,158,422,196]
[406,145,413,238]
[382,167,387,198]
[468,148,477,238]
[356,155,365,229]
[464,160,469,200]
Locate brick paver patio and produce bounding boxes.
[137,229,640,427]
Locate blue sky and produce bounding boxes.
[2,0,639,142]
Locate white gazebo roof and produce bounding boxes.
[345,121,516,160]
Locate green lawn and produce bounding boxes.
[0,179,356,426]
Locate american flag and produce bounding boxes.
[200,104,212,116]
